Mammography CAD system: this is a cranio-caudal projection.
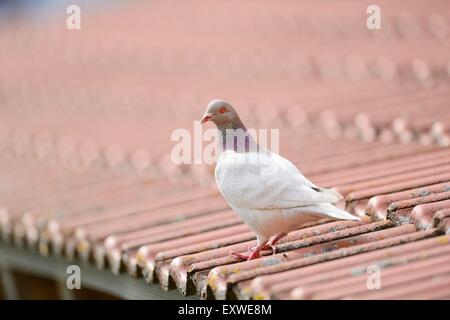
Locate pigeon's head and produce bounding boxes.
[201,99,241,128]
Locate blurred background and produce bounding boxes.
[0,0,449,300]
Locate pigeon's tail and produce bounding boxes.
[311,187,344,203]
[310,203,360,221]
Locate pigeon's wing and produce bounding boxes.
[215,150,343,210]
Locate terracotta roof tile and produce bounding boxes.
[0,0,449,300]
[250,234,450,299]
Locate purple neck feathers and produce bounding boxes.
[218,120,258,153]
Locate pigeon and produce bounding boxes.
[200,99,360,260]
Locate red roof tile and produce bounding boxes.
[0,0,449,300]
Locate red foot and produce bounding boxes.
[230,233,288,261]
[261,233,287,254]
[230,246,262,261]
[260,244,278,254]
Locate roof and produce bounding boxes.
[1,132,449,299]
[0,0,449,300]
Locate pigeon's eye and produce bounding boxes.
[219,106,226,113]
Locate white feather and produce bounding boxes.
[215,148,359,242]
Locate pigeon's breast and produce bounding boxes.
[214,151,271,209]
[216,152,240,190]
[214,152,245,204]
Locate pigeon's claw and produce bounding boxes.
[261,233,287,255]
[230,250,252,260]
[230,246,256,260]
[230,246,263,261]
[246,250,262,260]
[261,244,278,255]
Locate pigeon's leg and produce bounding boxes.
[262,233,287,254]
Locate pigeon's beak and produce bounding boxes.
[200,112,213,124]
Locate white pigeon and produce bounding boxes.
[201,99,359,260]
